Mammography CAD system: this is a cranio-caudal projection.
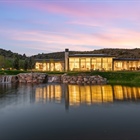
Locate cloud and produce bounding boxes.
[2,1,139,19]
[1,0,140,55]
[9,1,139,21]
[1,26,140,54]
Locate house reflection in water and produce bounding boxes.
[35,84,140,109]
[35,84,62,103]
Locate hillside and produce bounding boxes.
[0,48,27,59]
[32,48,140,59]
[1,48,140,59]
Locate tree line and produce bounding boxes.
[0,55,34,71]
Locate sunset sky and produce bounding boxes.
[0,0,140,56]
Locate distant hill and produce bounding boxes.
[1,48,140,60]
[0,48,27,59]
[32,48,140,59]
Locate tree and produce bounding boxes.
[4,59,13,69]
[24,59,28,71]
[23,53,26,59]
[0,55,5,69]
[13,56,19,70]
[19,60,24,70]
[28,57,35,70]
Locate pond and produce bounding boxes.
[0,83,140,140]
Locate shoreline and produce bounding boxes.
[1,70,140,85]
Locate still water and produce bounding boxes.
[0,83,140,140]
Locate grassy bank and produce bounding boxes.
[0,70,26,75]
[67,71,140,85]
[91,71,140,85]
[1,70,140,85]
[0,70,65,75]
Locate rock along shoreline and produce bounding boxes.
[0,73,107,85]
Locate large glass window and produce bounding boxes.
[69,56,114,71]
[74,58,79,70]
[96,58,102,70]
[96,58,101,63]
[35,62,43,70]
[46,63,49,71]
[102,58,112,71]
[69,58,79,71]
[35,62,39,70]
[123,61,127,70]
[103,58,108,63]
[114,61,122,70]
[50,63,54,71]
[91,58,96,70]
[80,58,86,70]
[55,63,60,71]
[43,63,47,71]
[86,58,90,70]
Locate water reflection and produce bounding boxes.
[1,83,140,140]
[35,84,140,108]
[1,83,140,108]
[35,84,62,103]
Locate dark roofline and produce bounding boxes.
[113,58,140,61]
[69,54,115,57]
[35,59,64,62]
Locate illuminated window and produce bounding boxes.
[103,58,107,63]
[50,63,54,71]
[91,58,96,70]
[43,63,46,71]
[96,58,101,63]
[55,63,61,71]
[69,58,79,71]
[116,62,122,68]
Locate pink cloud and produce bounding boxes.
[2,27,140,49]
[3,1,140,20]
[67,20,103,27]
[11,1,140,21]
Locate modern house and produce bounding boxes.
[35,49,140,71]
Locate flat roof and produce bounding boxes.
[113,58,140,61]
[35,59,64,62]
[69,54,115,57]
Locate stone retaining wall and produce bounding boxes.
[61,75,107,84]
[48,74,107,85]
[17,73,48,83]
[0,73,107,85]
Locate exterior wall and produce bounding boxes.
[35,59,140,72]
[35,62,64,71]
[113,60,140,71]
[35,50,140,72]
[69,57,113,71]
